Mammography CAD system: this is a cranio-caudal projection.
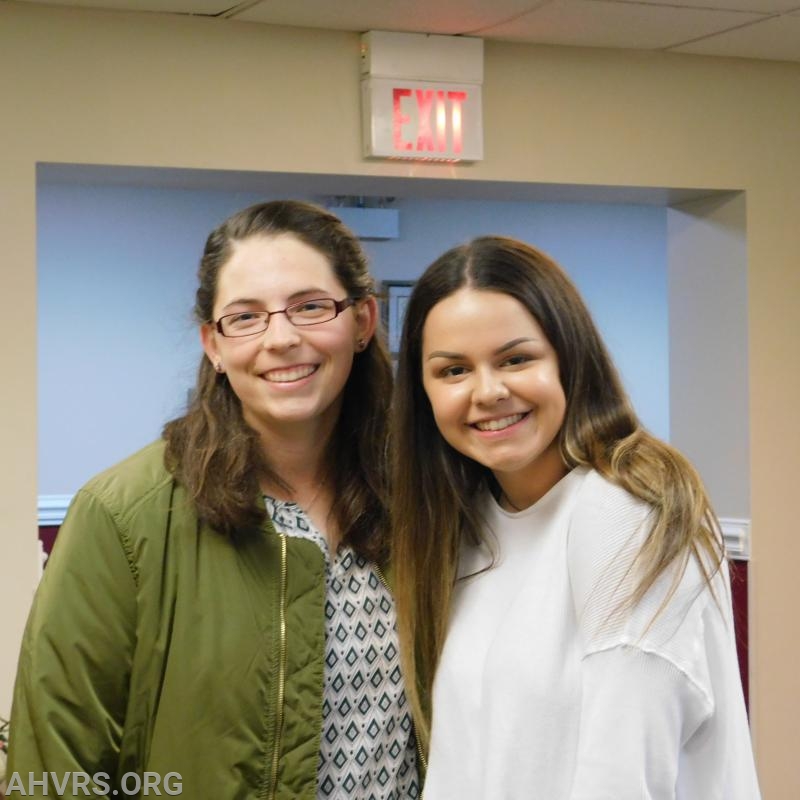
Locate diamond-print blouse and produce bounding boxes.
[265,497,420,800]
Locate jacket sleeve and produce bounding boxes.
[8,488,138,798]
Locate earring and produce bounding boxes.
[356,339,367,352]
[214,360,224,373]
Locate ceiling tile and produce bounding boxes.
[11,0,800,63]
[13,0,231,12]
[617,0,798,13]
[233,0,541,34]
[479,0,766,49]
[669,14,800,60]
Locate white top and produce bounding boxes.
[265,497,419,800]
[423,467,760,800]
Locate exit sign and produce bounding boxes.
[362,77,483,162]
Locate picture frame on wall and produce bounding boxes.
[381,280,415,357]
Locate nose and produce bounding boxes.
[259,311,302,351]
[472,367,510,405]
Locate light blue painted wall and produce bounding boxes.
[37,183,668,495]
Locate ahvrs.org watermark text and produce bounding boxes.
[4,771,182,796]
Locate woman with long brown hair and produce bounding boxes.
[9,200,420,799]
[392,235,759,798]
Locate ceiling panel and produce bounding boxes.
[11,0,800,63]
[670,13,800,59]
[479,0,765,50]
[233,0,542,34]
[615,0,799,12]
[14,0,231,12]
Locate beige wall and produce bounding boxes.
[2,3,798,794]
[668,193,750,519]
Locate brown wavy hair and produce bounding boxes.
[163,200,393,561]
[391,235,724,747]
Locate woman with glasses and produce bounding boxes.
[391,236,760,799]
[9,200,420,799]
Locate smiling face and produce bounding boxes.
[421,287,568,505]
[201,232,375,442]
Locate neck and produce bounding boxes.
[499,489,524,513]
[494,446,569,512]
[246,411,341,546]
[256,427,332,522]
[246,413,336,491]
[260,456,328,503]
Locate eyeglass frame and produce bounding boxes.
[213,297,357,338]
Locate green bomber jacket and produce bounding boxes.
[9,439,329,799]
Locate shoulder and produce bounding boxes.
[574,468,651,517]
[566,470,655,640]
[567,469,717,655]
[568,469,653,558]
[40,441,179,594]
[73,439,178,531]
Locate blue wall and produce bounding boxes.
[37,182,668,495]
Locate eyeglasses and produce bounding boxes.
[215,297,356,338]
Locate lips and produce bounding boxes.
[262,364,318,383]
[471,412,527,432]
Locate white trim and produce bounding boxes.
[720,517,751,561]
[38,494,73,526]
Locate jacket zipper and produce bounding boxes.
[268,533,289,800]
[374,563,428,776]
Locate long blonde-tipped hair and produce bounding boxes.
[390,236,724,750]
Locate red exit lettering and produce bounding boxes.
[393,88,468,155]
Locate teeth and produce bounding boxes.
[474,413,524,432]
[264,365,317,382]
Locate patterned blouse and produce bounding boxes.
[264,497,420,800]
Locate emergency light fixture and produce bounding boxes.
[360,31,484,162]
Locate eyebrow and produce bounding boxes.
[220,288,332,313]
[426,337,538,360]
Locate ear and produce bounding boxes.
[200,322,221,366]
[354,295,379,346]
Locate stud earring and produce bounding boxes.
[356,339,367,352]
[214,360,224,373]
